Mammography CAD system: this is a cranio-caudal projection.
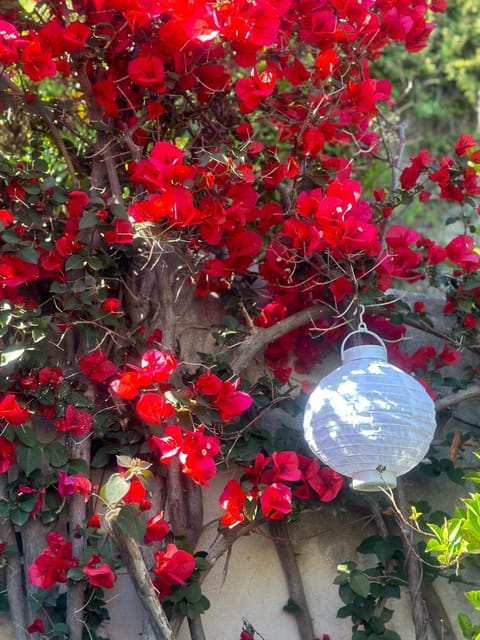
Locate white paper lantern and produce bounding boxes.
[303,327,437,491]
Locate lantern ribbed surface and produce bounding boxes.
[303,342,437,491]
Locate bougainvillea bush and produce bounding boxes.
[0,1,479,639]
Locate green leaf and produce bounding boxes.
[184,583,202,604]
[383,631,401,640]
[15,425,37,447]
[350,571,370,598]
[67,568,86,582]
[115,504,146,542]
[337,604,354,619]
[465,591,480,611]
[369,616,385,634]
[459,612,473,638]
[65,254,86,271]
[45,489,63,511]
[17,247,39,264]
[339,583,354,605]
[194,556,210,571]
[50,623,70,635]
[79,212,99,229]
[102,474,130,504]
[87,256,104,271]
[10,507,30,526]
[91,448,111,468]
[68,458,90,476]
[44,442,69,468]
[18,494,39,512]
[16,444,42,476]
[0,345,25,367]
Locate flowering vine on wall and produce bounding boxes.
[0,1,479,639]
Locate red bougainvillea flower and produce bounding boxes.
[57,471,92,500]
[38,366,63,387]
[104,219,134,245]
[260,483,292,520]
[219,479,246,528]
[27,619,45,634]
[194,373,252,421]
[306,466,344,502]
[83,554,115,589]
[17,485,45,518]
[137,349,178,385]
[21,38,56,81]
[29,532,78,589]
[455,133,477,157]
[195,371,223,396]
[148,425,184,464]
[109,371,141,399]
[271,451,301,483]
[144,512,170,544]
[121,477,151,511]
[62,21,91,52]
[101,297,120,314]
[135,392,176,425]
[148,425,221,486]
[0,436,15,472]
[445,235,480,273]
[128,56,166,91]
[152,543,196,598]
[438,342,462,367]
[0,394,32,425]
[54,405,93,438]
[87,513,101,529]
[80,350,117,383]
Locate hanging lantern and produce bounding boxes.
[303,317,437,491]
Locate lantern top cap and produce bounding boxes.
[340,327,387,362]
[342,343,387,363]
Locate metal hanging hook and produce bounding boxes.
[358,304,367,331]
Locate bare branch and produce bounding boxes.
[395,479,430,640]
[269,519,316,640]
[230,305,328,376]
[0,476,30,640]
[109,519,175,640]
[435,384,480,412]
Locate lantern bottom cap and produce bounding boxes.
[351,469,397,492]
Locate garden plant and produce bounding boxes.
[0,1,479,639]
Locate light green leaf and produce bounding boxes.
[115,504,146,542]
[102,474,130,505]
[0,345,25,367]
[466,591,480,611]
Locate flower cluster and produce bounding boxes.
[219,452,344,527]
[148,425,221,487]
